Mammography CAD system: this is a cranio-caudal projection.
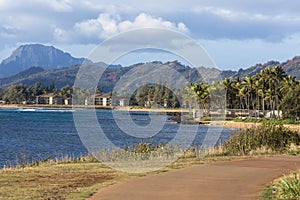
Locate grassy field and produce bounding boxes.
[0,160,134,199]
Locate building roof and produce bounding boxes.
[36,93,62,98]
[92,94,111,98]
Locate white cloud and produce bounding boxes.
[0,0,10,10]
[1,0,300,70]
[45,0,73,12]
[193,6,266,21]
[74,13,119,38]
[193,6,300,24]
[118,13,187,32]
[54,12,189,43]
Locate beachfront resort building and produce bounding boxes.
[92,94,112,106]
[36,94,63,105]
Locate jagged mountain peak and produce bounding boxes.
[0,44,87,78]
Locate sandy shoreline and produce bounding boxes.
[0,104,188,112]
[113,106,189,113]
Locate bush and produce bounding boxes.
[275,173,300,199]
[221,124,300,156]
[262,171,300,200]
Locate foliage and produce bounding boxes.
[280,83,300,120]
[191,82,210,114]
[0,82,84,104]
[3,84,27,104]
[180,65,300,119]
[221,124,300,156]
[0,87,4,100]
[130,83,180,108]
[261,171,300,200]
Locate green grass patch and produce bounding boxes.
[261,170,300,200]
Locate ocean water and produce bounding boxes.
[0,108,233,168]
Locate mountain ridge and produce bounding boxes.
[0,44,88,78]
[0,57,299,92]
[0,44,299,91]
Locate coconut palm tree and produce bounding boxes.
[223,78,233,108]
[191,82,210,115]
[281,75,297,95]
[243,76,255,113]
[272,66,286,117]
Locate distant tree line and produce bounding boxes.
[189,66,300,120]
[0,82,74,104]
[129,83,180,108]
[0,65,299,120]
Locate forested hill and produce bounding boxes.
[0,61,203,92]
[0,52,300,91]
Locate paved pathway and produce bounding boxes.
[88,156,300,200]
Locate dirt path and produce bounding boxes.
[88,156,300,200]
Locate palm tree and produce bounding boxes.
[231,77,245,110]
[223,78,232,108]
[252,74,261,117]
[260,67,276,117]
[191,82,210,115]
[281,75,297,95]
[260,66,286,118]
[182,82,197,111]
[254,72,269,117]
[272,66,286,118]
[243,76,255,113]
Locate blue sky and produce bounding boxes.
[0,0,300,70]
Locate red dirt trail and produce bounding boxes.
[88,156,300,200]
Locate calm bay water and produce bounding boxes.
[0,108,233,168]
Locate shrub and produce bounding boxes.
[275,173,300,199]
[262,171,300,200]
[221,124,300,156]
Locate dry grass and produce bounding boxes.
[0,152,237,200]
[0,161,135,200]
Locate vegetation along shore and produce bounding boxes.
[0,124,299,199]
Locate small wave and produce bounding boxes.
[16,108,75,113]
[36,109,76,113]
[17,108,37,112]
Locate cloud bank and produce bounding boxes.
[0,0,300,70]
[54,13,188,43]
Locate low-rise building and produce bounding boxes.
[64,98,72,105]
[36,94,63,105]
[92,94,111,106]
